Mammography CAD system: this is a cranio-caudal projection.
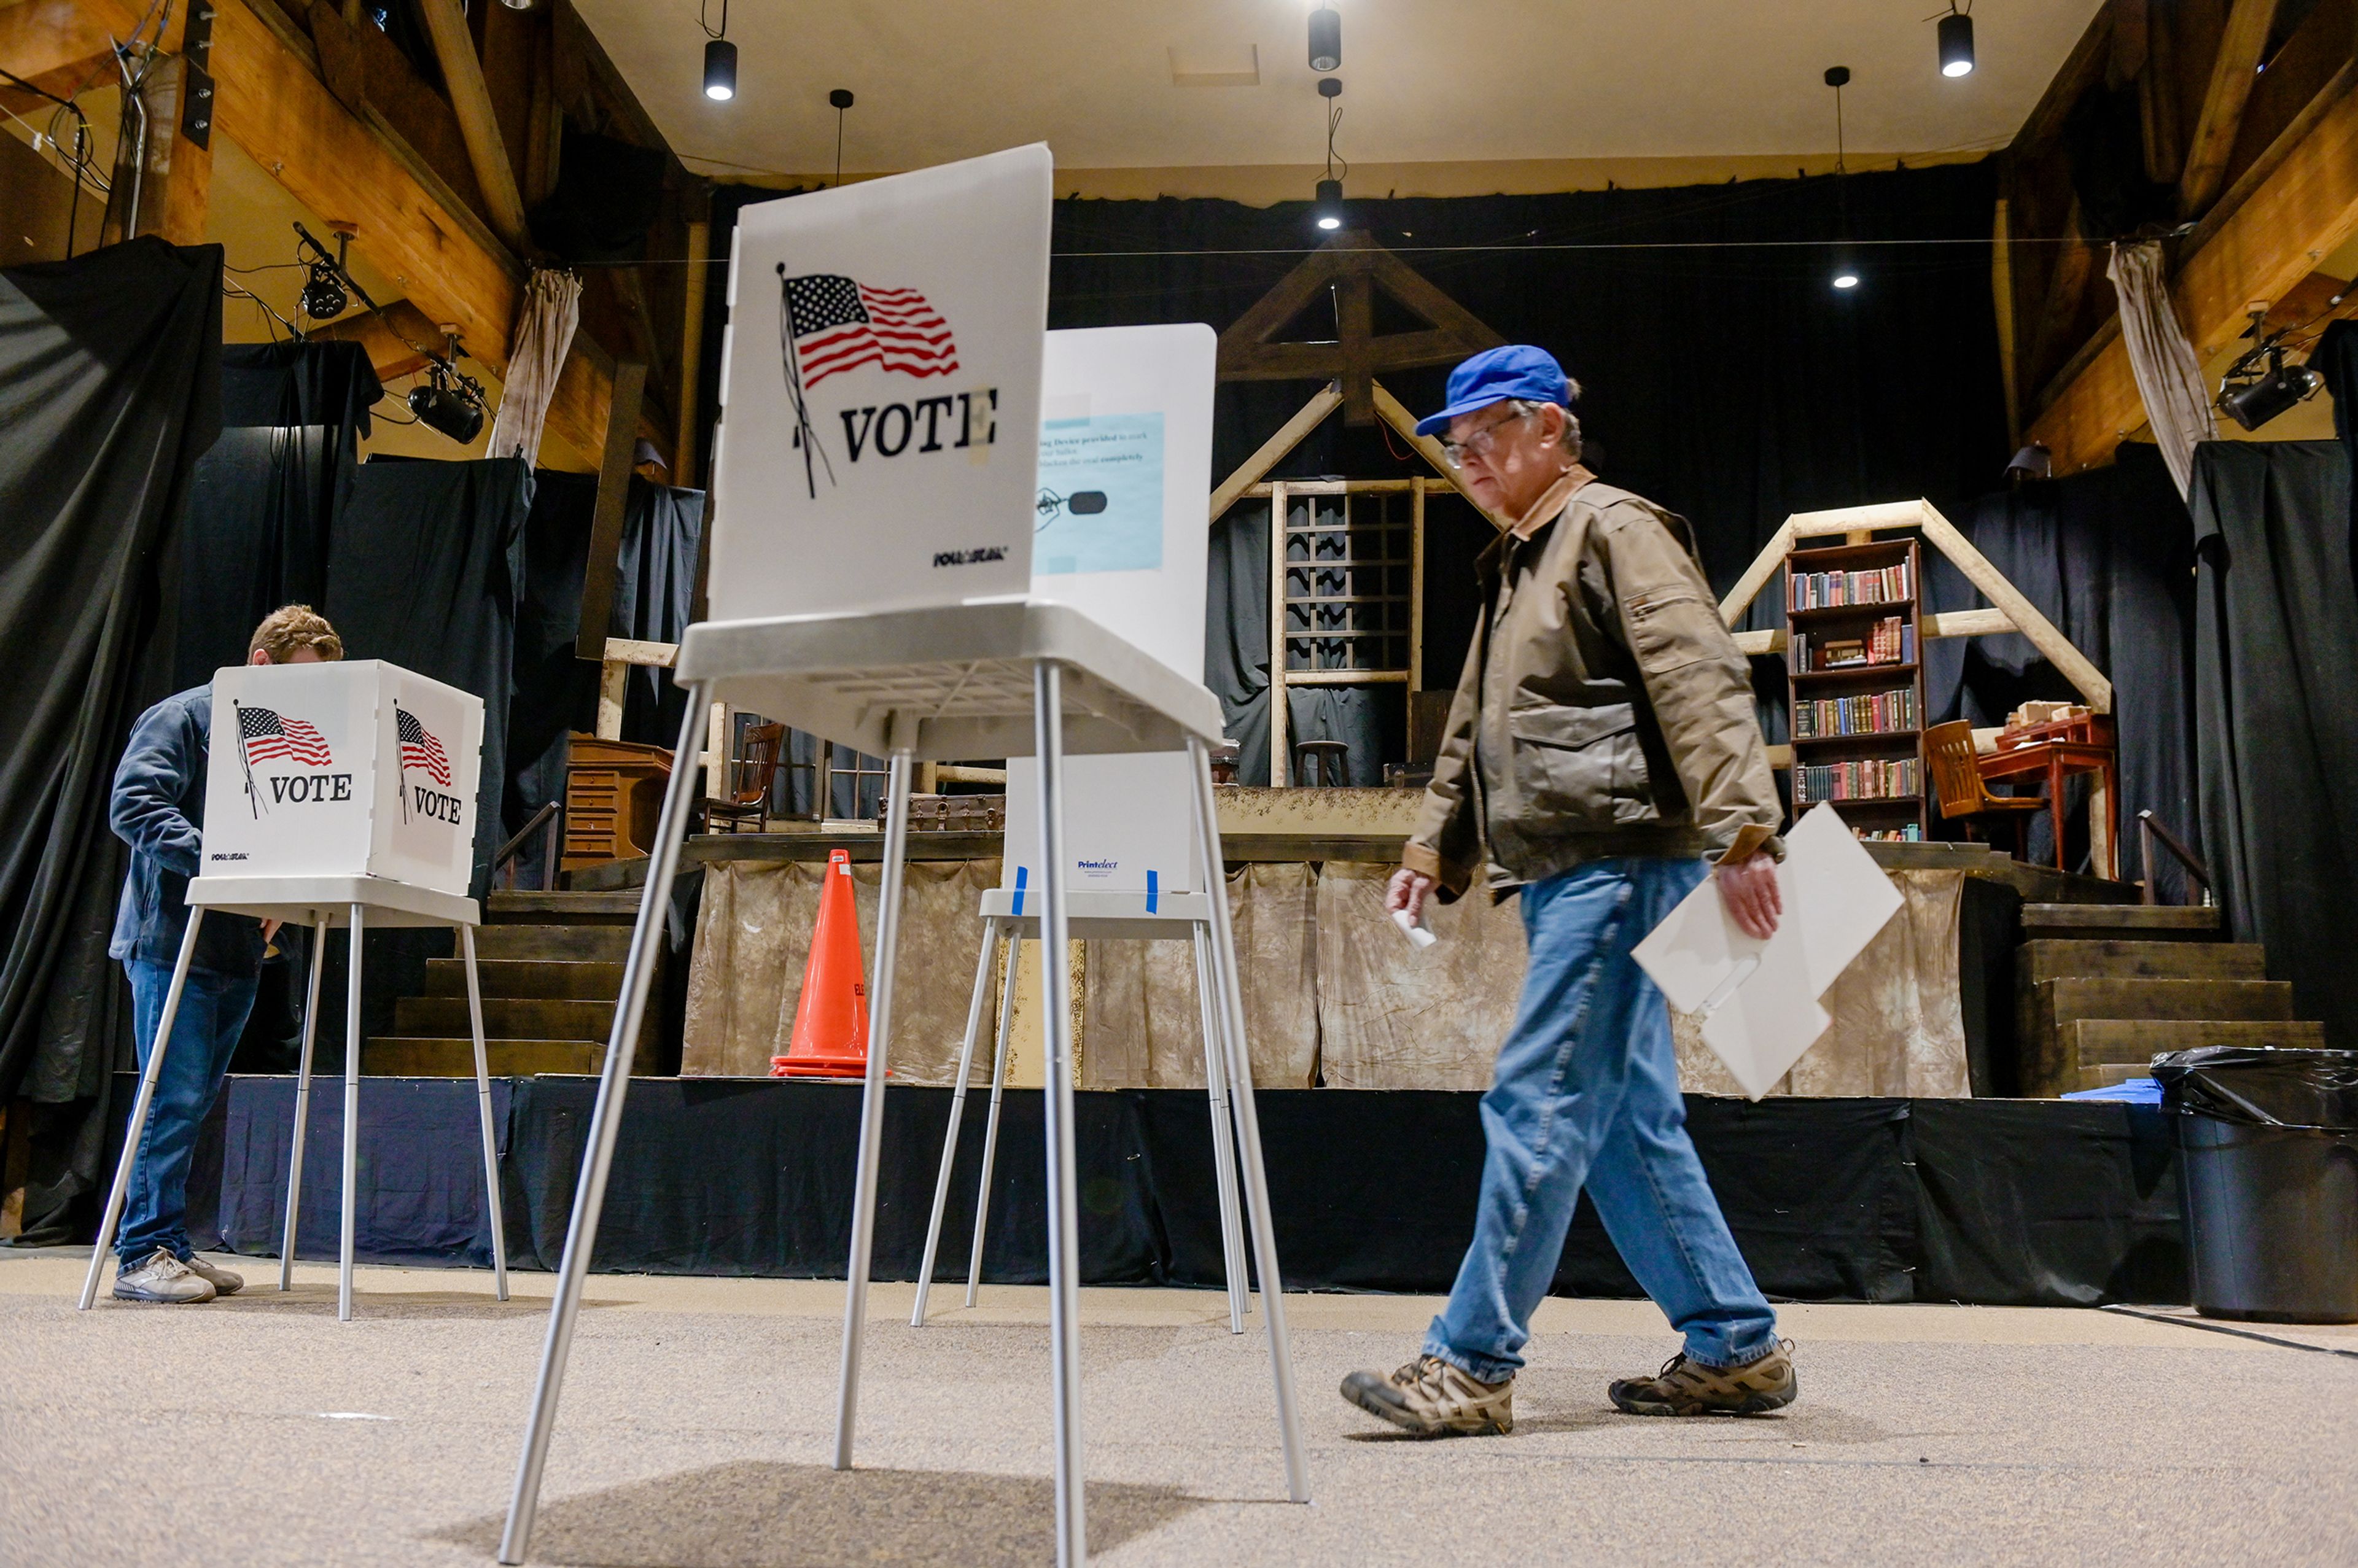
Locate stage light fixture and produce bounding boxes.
[497,0,532,10]
[2217,341,2321,432]
[2006,443,2053,481]
[1937,8,1975,78]
[294,222,367,322]
[700,0,734,101]
[300,263,348,320]
[1309,6,1341,72]
[409,379,486,444]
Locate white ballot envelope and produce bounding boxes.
[1631,804,1903,1099]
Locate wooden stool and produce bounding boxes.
[1292,739,1349,787]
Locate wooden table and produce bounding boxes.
[1977,715,2117,879]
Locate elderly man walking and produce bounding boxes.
[1341,346,1795,1435]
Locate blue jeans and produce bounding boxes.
[1426,858,1778,1381]
[117,958,257,1265]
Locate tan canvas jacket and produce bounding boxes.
[1403,466,1783,902]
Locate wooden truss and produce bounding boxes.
[1718,499,2112,772]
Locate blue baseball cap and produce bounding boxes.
[1415,345,1573,437]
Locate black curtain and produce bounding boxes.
[2312,319,2358,589]
[0,238,223,1244]
[1921,444,2198,887]
[707,167,2010,780]
[2189,439,2358,1047]
[505,472,706,881]
[173,341,383,689]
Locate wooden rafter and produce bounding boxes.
[1717,500,2112,714]
[414,0,531,254]
[1216,229,1503,424]
[2181,0,2286,215]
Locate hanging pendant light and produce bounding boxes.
[1937,6,1975,78]
[701,0,736,101]
[1309,6,1342,72]
[1825,66,1856,292]
[1312,77,1346,231]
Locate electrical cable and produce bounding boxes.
[2098,1304,2358,1360]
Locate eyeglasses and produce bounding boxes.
[1437,407,1531,468]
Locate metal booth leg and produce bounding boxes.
[499,684,712,1567]
[1186,735,1309,1505]
[79,911,207,1310]
[340,903,365,1322]
[913,918,1002,1326]
[1193,922,1250,1335]
[833,729,919,1469]
[1035,662,1087,1568]
[462,923,510,1300]
[279,913,330,1291]
[965,930,1022,1308]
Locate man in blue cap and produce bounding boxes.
[1341,345,1794,1435]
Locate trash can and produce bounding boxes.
[2154,1047,2358,1324]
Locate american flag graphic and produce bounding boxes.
[781,273,959,388]
[395,708,452,787]
[238,705,333,767]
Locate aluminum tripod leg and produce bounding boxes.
[279,914,329,1291]
[339,904,365,1321]
[833,739,918,1469]
[911,918,1001,1325]
[1035,664,1086,1568]
[965,931,1021,1308]
[79,911,206,1310]
[462,923,510,1301]
[1187,735,1309,1504]
[1193,922,1250,1335]
[499,685,710,1567]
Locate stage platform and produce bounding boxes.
[126,1073,2187,1310]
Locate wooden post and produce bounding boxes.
[1269,482,1291,788]
[1409,477,1426,695]
[676,210,711,487]
[575,360,649,661]
[596,659,628,740]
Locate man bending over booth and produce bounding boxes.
[106,605,344,1304]
[1340,348,1794,1435]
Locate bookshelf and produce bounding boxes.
[1782,538,1928,841]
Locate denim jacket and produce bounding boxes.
[109,686,265,977]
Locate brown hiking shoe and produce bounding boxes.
[1609,1341,1796,1416]
[1340,1355,1514,1437]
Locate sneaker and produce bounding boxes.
[1340,1354,1514,1437]
[112,1248,217,1305]
[180,1254,244,1297]
[1609,1340,1796,1416]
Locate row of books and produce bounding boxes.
[1792,618,1915,673]
[1793,686,1921,738]
[1857,825,1924,842]
[1792,756,1921,804]
[1789,561,1913,610]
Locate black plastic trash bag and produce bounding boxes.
[2153,1047,2358,1131]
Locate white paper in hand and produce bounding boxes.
[1631,805,1902,1099]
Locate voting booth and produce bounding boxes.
[497,147,1305,1568]
[80,660,508,1323]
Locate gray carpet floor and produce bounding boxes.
[3,1253,2353,1566]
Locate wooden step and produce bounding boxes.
[470,923,633,961]
[2072,1017,2328,1066]
[2020,939,2266,984]
[486,890,644,924]
[2041,977,2294,1026]
[2021,903,2222,941]
[424,957,624,1000]
[395,995,617,1038]
[362,1037,604,1076]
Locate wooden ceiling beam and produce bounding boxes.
[2026,63,2358,471]
[2010,2,2114,154]
[2180,0,2284,215]
[414,0,531,254]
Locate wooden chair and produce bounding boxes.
[1292,739,1350,787]
[1924,719,2044,857]
[705,721,786,834]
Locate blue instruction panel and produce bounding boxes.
[1035,412,1164,575]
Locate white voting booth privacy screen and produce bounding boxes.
[707,144,1053,621]
[1002,323,1219,901]
[1632,804,1902,1100]
[201,661,483,898]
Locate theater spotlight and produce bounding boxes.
[409,379,485,444]
[294,222,365,322]
[2217,340,2321,432]
[300,261,347,320]
[700,0,734,101]
[1938,8,1975,78]
[1309,6,1341,72]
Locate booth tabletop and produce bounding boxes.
[185,874,480,929]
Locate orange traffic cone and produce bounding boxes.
[771,848,874,1078]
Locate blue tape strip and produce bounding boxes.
[1012,864,1027,918]
[1146,869,1159,914]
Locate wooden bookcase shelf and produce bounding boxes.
[1782,538,1929,841]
